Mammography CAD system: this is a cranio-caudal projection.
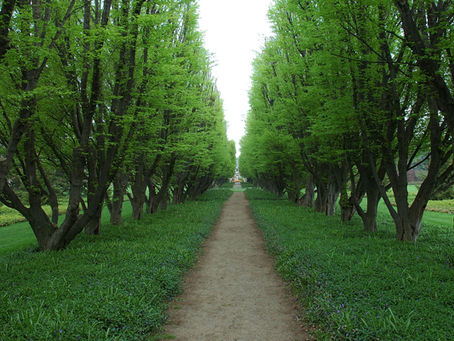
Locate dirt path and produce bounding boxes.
[161,189,313,340]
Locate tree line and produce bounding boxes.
[0,0,236,250]
[240,0,454,241]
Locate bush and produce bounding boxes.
[430,186,454,200]
[246,188,454,340]
[0,188,232,340]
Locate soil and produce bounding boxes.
[160,188,314,340]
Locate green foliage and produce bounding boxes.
[241,0,454,240]
[246,188,454,340]
[0,206,28,227]
[0,188,232,339]
[0,0,233,249]
[431,187,454,201]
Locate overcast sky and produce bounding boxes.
[197,0,274,154]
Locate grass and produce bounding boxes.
[388,184,454,214]
[0,201,69,227]
[0,188,232,340]
[0,202,134,258]
[0,220,36,256]
[246,188,454,340]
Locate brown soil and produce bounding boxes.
[160,189,314,340]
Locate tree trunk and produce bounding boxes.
[340,185,355,222]
[287,187,300,203]
[314,184,327,213]
[159,191,169,210]
[85,203,103,235]
[173,172,188,204]
[28,200,57,250]
[172,182,186,204]
[130,161,147,220]
[152,156,176,212]
[0,0,16,60]
[131,194,145,220]
[396,208,424,241]
[394,1,454,138]
[110,172,127,225]
[363,185,379,232]
[145,180,156,214]
[299,175,314,207]
[325,182,339,216]
[189,176,213,200]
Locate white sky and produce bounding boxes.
[197,0,274,154]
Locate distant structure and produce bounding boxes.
[230,165,246,183]
[407,169,418,183]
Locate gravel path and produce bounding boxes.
[161,189,313,340]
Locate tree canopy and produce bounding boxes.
[240,0,454,241]
[0,0,235,250]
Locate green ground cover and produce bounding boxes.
[0,202,134,257]
[0,220,36,256]
[390,185,454,214]
[0,188,232,340]
[0,202,69,227]
[246,188,454,340]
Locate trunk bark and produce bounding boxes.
[110,172,127,225]
[0,0,16,60]
[314,184,327,213]
[173,183,186,204]
[85,203,103,235]
[340,184,355,222]
[36,161,59,225]
[396,207,424,241]
[145,179,156,214]
[287,187,300,203]
[189,176,213,200]
[363,186,380,232]
[130,161,146,220]
[152,156,176,212]
[159,192,169,210]
[394,1,454,138]
[173,172,189,204]
[325,183,339,216]
[299,175,314,208]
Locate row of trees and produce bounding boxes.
[0,0,236,250]
[240,0,454,241]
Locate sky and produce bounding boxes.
[197,0,274,154]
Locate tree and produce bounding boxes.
[241,0,454,241]
[0,0,233,250]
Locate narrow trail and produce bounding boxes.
[162,188,313,340]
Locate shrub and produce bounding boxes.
[430,186,454,200]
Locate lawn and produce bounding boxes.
[246,188,454,340]
[0,202,133,257]
[0,188,232,340]
[0,201,69,227]
[391,184,454,214]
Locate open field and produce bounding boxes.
[0,202,69,227]
[246,188,454,340]
[393,185,454,214]
[0,189,232,340]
